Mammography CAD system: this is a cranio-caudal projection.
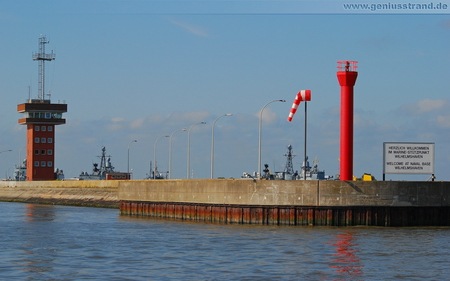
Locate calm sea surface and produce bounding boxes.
[0,202,449,280]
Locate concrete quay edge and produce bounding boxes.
[119,179,450,207]
[0,179,449,209]
[0,180,119,208]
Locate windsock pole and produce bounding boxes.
[303,101,307,180]
[287,90,311,179]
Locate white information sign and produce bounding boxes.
[383,142,435,174]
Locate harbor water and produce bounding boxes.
[1,202,448,280]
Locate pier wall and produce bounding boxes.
[0,180,119,208]
[1,179,449,226]
[119,179,450,226]
[119,179,449,207]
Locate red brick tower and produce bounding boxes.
[17,36,67,181]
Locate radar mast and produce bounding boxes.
[32,36,55,101]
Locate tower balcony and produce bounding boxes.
[18,117,66,125]
[17,101,67,113]
[17,101,67,125]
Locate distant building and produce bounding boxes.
[106,172,131,180]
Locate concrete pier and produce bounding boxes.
[0,180,119,208]
[1,179,449,226]
[118,179,450,226]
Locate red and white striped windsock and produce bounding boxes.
[287,90,311,122]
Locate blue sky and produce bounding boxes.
[0,1,449,180]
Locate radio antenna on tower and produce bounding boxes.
[32,35,55,101]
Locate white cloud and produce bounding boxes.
[107,117,125,131]
[354,112,376,128]
[12,124,25,133]
[130,118,144,129]
[167,111,210,124]
[80,137,97,143]
[437,115,450,128]
[111,117,124,122]
[254,108,278,125]
[168,19,209,37]
[400,98,448,115]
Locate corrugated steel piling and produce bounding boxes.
[120,202,450,227]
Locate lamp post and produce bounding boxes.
[153,135,169,179]
[258,99,285,179]
[1,150,12,181]
[187,122,206,179]
[127,140,137,177]
[18,146,25,181]
[169,128,186,179]
[211,114,232,179]
[0,149,12,158]
[18,146,25,167]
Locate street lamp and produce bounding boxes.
[153,135,169,179]
[187,122,206,179]
[169,128,186,179]
[258,99,285,179]
[0,150,13,181]
[127,140,137,177]
[17,146,26,181]
[18,146,26,168]
[211,114,232,179]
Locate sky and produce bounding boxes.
[0,1,449,181]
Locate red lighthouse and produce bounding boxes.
[17,36,67,181]
[336,61,358,181]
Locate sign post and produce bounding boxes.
[383,142,435,180]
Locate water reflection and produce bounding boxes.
[329,231,364,279]
[19,204,58,276]
[25,204,56,222]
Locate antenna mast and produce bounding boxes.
[33,36,55,101]
[284,144,295,175]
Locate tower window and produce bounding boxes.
[47,161,53,167]
[48,126,53,131]
[48,138,53,143]
[34,161,39,167]
[42,126,46,132]
[35,138,40,143]
[34,150,39,155]
[41,150,46,155]
[48,149,53,155]
[35,126,40,131]
[41,161,46,167]
[41,138,46,143]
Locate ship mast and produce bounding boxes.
[284,145,295,175]
[32,36,55,101]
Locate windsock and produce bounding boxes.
[287,90,311,121]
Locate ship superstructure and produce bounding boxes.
[79,147,130,180]
[244,145,331,180]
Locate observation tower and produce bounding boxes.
[17,36,67,181]
[336,61,358,181]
